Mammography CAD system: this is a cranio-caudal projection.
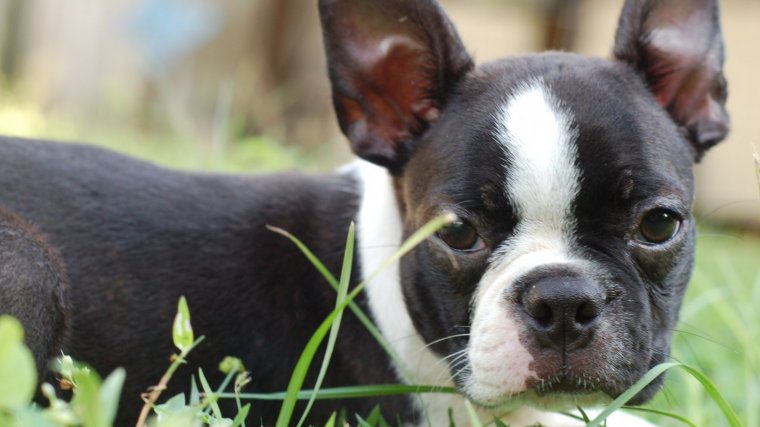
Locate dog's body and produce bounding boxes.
[0,0,728,425]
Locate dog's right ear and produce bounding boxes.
[319,0,473,171]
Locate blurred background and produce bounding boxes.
[0,0,758,226]
[0,0,758,425]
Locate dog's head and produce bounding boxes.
[320,0,728,409]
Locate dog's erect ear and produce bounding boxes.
[614,0,728,160]
[319,0,473,170]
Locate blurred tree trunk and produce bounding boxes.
[1,0,25,83]
[543,0,580,51]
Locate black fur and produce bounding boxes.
[0,137,412,425]
[0,208,69,376]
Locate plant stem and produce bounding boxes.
[134,336,205,427]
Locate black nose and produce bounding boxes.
[519,275,605,349]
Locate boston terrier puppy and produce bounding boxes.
[0,0,727,425]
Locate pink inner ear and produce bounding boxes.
[640,5,727,146]
[338,34,441,159]
[644,8,714,105]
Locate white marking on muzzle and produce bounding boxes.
[466,81,583,404]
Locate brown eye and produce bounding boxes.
[438,220,484,251]
[637,209,680,244]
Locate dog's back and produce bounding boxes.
[0,137,413,424]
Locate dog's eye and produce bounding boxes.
[637,209,680,244]
[438,220,485,251]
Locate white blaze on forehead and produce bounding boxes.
[465,81,584,403]
[498,80,580,236]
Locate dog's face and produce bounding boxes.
[400,57,698,407]
[320,0,728,409]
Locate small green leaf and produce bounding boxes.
[364,405,382,425]
[173,296,194,352]
[492,417,510,427]
[13,407,59,427]
[99,367,126,425]
[0,316,37,410]
[323,413,337,427]
[190,375,200,405]
[355,414,373,427]
[208,417,233,427]
[153,393,187,416]
[149,406,199,427]
[70,364,105,427]
[231,403,251,427]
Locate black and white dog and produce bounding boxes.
[0,0,728,425]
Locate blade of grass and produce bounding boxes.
[464,399,484,427]
[675,364,743,427]
[621,406,697,427]
[267,225,411,381]
[266,225,340,288]
[231,403,251,427]
[273,215,452,427]
[222,384,458,401]
[198,368,222,419]
[364,213,456,285]
[296,223,355,426]
[587,362,743,427]
[274,281,368,427]
[324,413,337,427]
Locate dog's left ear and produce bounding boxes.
[614,0,729,160]
[319,0,473,171]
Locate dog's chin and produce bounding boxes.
[462,370,664,413]
[463,386,611,414]
[460,372,629,412]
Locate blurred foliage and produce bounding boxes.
[648,226,760,426]
[0,98,337,174]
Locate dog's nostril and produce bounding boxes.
[530,302,553,327]
[575,301,600,325]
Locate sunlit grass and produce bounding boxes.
[647,227,760,426]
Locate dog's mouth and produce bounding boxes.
[531,371,604,396]
[457,363,622,410]
[461,373,613,412]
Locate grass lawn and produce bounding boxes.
[646,226,760,426]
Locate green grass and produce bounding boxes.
[645,227,760,426]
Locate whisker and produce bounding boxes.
[417,333,471,353]
[428,348,470,387]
